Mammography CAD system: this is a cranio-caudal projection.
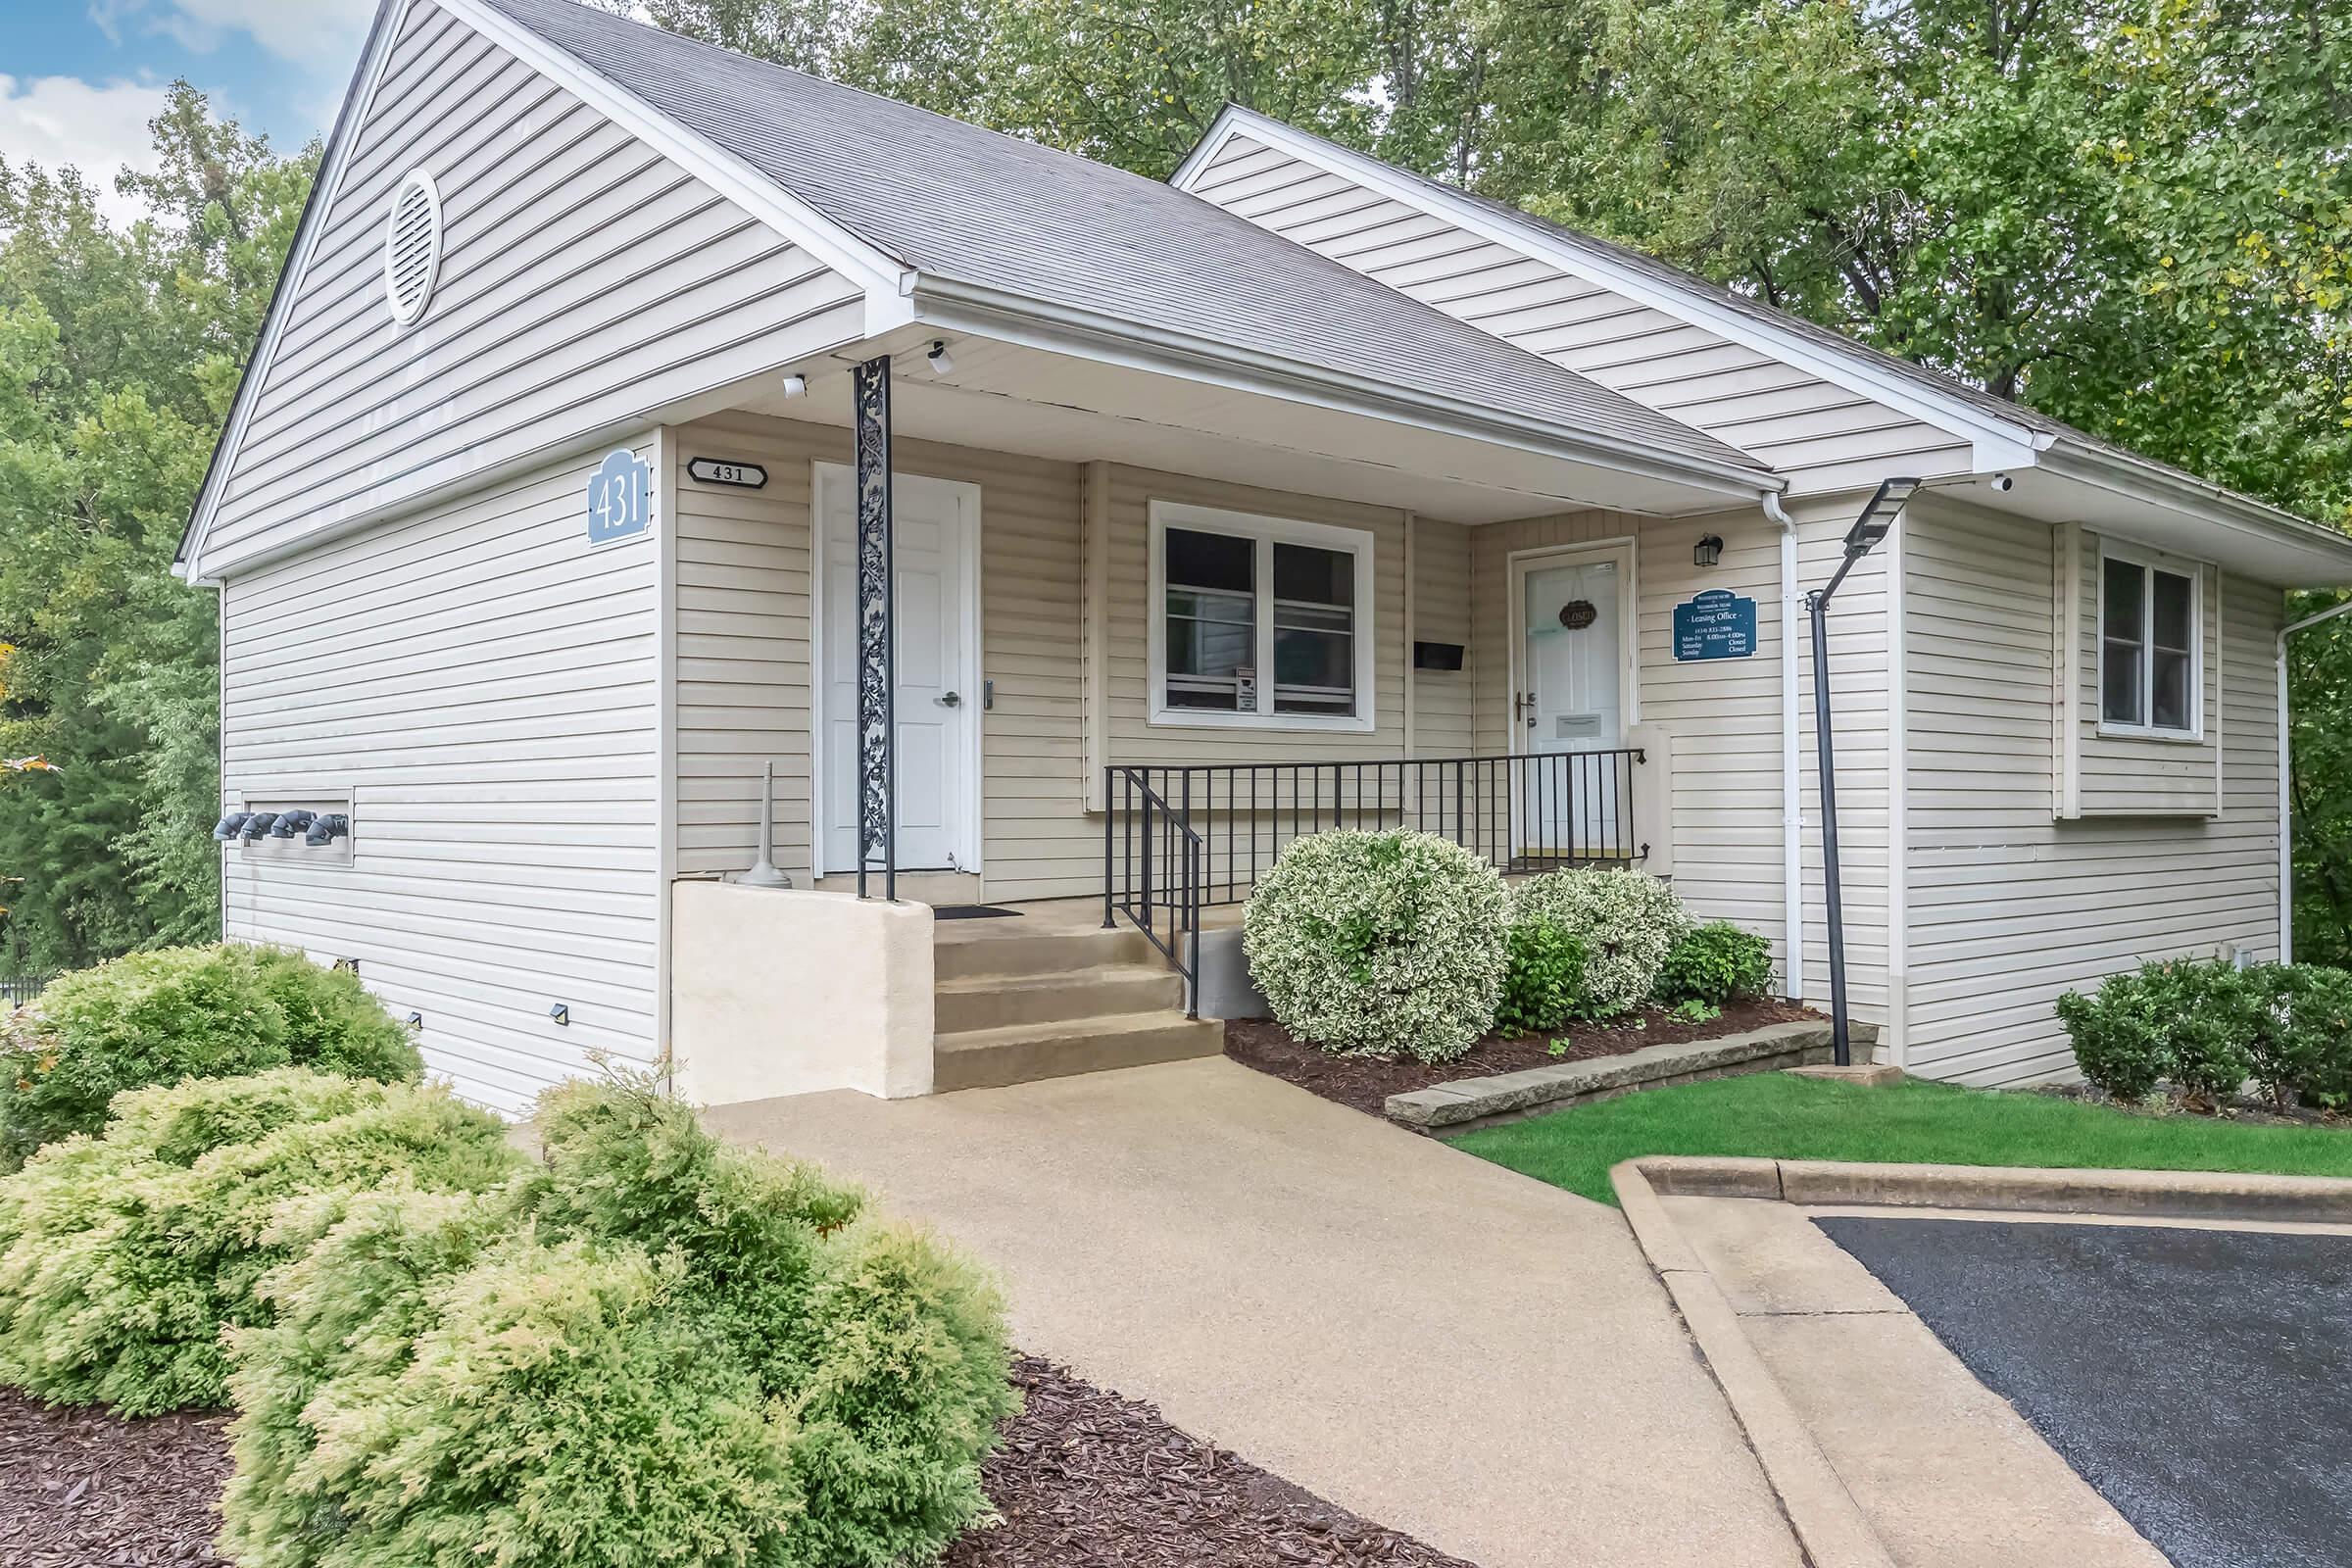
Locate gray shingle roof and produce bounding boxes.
[477,0,1768,480]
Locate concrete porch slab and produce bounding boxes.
[703,1056,1803,1568]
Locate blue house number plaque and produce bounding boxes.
[1673,588,1757,661]
[586,448,653,547]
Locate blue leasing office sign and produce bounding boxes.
[587,448,654,547]
[1673,588,1758,661]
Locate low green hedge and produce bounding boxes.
[221,1076,1013,1568]
[2056,957,2352,1110]
[1,945,418,1168]
[1653,922,1776,1009]
[0,1068,516,1415]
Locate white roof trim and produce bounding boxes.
[177,0,410,582]
[1176,107,2043,472]
[179,0,915,581]
[909,274,1779,502]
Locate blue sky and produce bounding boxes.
[0,0,375,218]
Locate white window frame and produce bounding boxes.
[1147,500,1377,733]
[2096,542,2203,741]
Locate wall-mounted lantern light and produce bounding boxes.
[237,812,279,843]
[213,811,253,841]
[268,809,317,838]
[1693,534,1724,568]
[548,1003,570,1027]
[304,813,351,847]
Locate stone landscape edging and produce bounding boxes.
[1611,1155,2352,1568]
[1384,1020,1847,1134]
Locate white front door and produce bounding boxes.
[816,466,979,873]
[1516,547,1632,857]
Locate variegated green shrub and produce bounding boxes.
[1243,830,1509,1061]
[1509,868,1690,1018]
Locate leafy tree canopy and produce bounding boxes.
[0,86,317,970]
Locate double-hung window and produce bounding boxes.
[1150,502,1375,730]
[2099,549,2199,736]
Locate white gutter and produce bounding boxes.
[907,275,1782,503]
[1763,491,1804,1002]
[2277,598,2352,964]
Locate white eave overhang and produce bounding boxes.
[901,273,1781,508]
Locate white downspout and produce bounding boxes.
[2277,599,2352,964]
[1764,492,1804,1002]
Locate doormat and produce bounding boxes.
[932,905,1023,920]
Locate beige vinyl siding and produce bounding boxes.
[1182,135,1973,496]
[663,412,1087,900]
[1464,501,1885,1012]
[1412,516,1475,757]
[198,0,863,577]
[2068,529,2223,816]
[1903,497,2282,1085]
[664,416,1423,904]
[220,445,662,1115]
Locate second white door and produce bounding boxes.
[1517,548,1630,856]
[816,466,979,874]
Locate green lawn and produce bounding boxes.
[1453,1073,2352,1205]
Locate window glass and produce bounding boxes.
[2150,569,2194,731]
[2101,556,2145,726]
[1165,528,1254,710]
[1271,542,1355,715]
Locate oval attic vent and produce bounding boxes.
[383,170,442,325]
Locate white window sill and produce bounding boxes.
[2095,723,2204,745]
[1148,709,1377,735]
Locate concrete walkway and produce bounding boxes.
[705,1057,1803,1568]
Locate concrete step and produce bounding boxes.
[936,964,1186,1034]
[933,922,1160,981]
[933,1012,1225,1093]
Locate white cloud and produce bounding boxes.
[0,74,172,222]
[88,0,375,65]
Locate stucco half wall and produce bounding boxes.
[669,882,934,1102]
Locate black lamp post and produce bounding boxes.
[1806,476,1920,1066]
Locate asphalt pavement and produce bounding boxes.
[1817,1215,2352,1568]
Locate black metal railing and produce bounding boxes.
[1103,767,1204,1015]
[1102,749,1646,1006]
[0,973,53,1009]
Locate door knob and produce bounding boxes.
[938,691,961,708]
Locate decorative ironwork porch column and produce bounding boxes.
[853,355,896,901]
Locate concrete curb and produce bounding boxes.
[1635,1154,2352,1222]
[1613,1155,2352,1568]
[1385,1021,1847,1134]
[1612,1159,1895,1568]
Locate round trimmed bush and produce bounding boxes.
[0,944,419,1167]
[0,1067,518,1414]
[1243,830,1508,1062]
[1509,868,1690,1018]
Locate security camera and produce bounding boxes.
[1990,473,2015,493]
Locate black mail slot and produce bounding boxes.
[1414,641,1465,671]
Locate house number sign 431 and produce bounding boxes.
[688,457,768,489]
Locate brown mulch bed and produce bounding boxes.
[946,1355,1474,1567]
[0,1390,234,1567]
[1,1357,1472,1568]
[1225,999,1820,1117]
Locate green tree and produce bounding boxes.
[0,86,316,970]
